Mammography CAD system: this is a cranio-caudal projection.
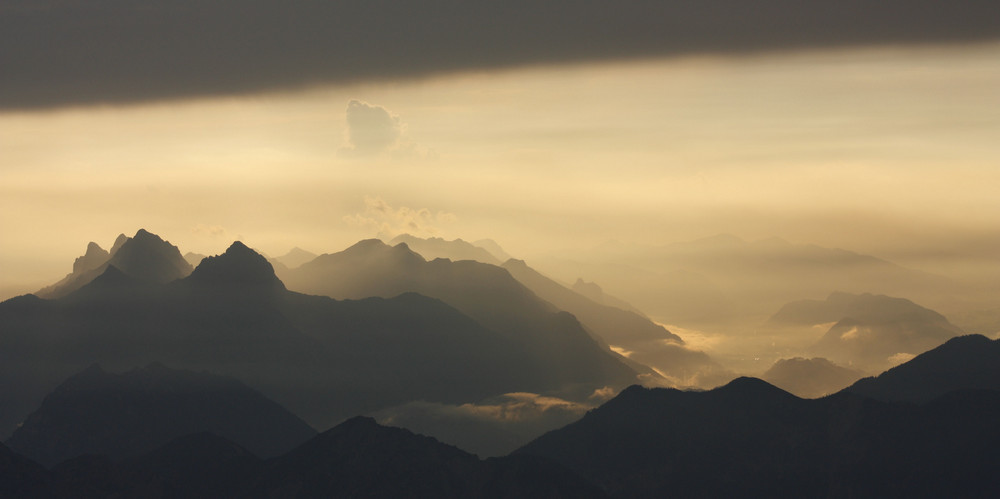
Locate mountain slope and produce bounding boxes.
[258,416,608,498]
[0,442,48,498]
[501,259,731,387]
[30,420,606,497]
[773,292,965,371]
[5,363,317,466]
[844,334,1000,402]
[281,239,641,397]
[35,229,193,299]
[535,235,955,328]
[517,379,1000,498]
[0,236,624,439]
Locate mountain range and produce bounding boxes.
[533,234,958,328]
[769,292,964,371]
[308,234,730,388]
[2,224,999,498]
[0,231,642,444]
[277,239,641,398]
[515,333,1000,497]
[35,230,193,299]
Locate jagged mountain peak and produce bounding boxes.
[503,258,529,268]
[108,229,193,283]
[72,241,110,274]
[110,233,130,256]
[188,241,285,291]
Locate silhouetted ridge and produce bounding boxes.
[844,333,1000,402]
[517,370,1000,498]
[109,233,129,256]
[109,229,193,284]
[262,416,608,498]
[187,241,285,291]
[713,376,798,402]
[76,265,137,292]
[5,363,316,466]
[72,242,109,273]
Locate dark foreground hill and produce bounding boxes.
[0,238,637,438]
[5,364,317,467]
[845,334,1000,402]
[7,418,608,498]
[516,378,1000,498]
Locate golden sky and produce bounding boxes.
[2,42,1000,298]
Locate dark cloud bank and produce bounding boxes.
[3,0,999,110]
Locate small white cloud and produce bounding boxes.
[343,195,456,239]
[340,100,430,158]
[589,386,617,402]
[887,352,916,366]
[840,326,861,341]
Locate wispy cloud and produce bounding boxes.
[343,196,456,239]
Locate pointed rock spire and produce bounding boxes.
[188,241,285,291]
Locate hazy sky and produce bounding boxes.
[2,3,1000,299]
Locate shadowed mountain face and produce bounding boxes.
[35,229,193,299]
[761,357,866,398]
[0,237,630,438]
[500,258,732,388]
[280,239,641,398]
[770,292,964,371]
[0,442,49,497]
[4,363,317,466]
[288,234,723,388]
[516,379,1000,498]
[845,334,1000,403]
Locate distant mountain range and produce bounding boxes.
[369,234,730,388]
[770,292,964,371]
[389,234,504,265]
[1,264,997,498]
[761,357,865,398]
[533,234,957,328]
[0,232,642,443]
[35,230,193,299]
[278,238,641,399]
